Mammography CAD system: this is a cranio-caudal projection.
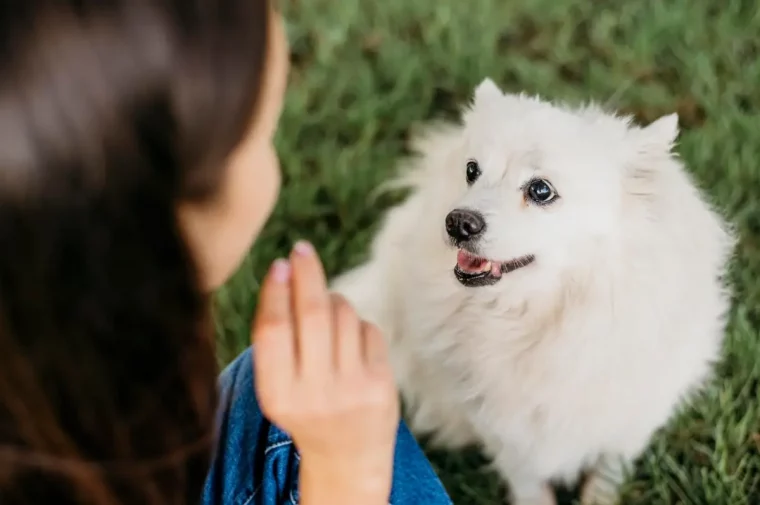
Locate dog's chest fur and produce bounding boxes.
[384,259,716,477]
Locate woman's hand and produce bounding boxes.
[252,240,399,505]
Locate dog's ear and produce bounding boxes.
[641,113,679,151]
[627,113,680,198]
[473,78,503,105]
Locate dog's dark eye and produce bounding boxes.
[526,179,558,205]
[466,160,481,185]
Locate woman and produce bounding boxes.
[0,1,453,504]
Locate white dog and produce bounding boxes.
[331,78,734,505]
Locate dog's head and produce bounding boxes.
[426,78,679,288]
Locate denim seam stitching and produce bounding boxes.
[264,440,293,454]
[239,484,262,505]
[238,442,296,505]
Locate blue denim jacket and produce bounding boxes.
[201,347,453,505]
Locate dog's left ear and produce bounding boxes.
[473,77,503,105]
[627,113,680,196]
[642,113,679,151]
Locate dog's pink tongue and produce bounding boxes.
[457,250,487,273]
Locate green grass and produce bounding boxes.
[214,0,760,503]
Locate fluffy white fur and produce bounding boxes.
[331,78,734,505]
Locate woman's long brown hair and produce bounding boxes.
[0,1,269,503]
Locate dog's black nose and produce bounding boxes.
[445,209,485,242]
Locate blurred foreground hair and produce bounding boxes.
[0,1,269,503]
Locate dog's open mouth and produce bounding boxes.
[454,249,535,287]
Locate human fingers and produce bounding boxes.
[361,321,390,371]
[289,241,332,377]
[330,293,363,375]
[252,259,296,408]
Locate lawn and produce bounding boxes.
[213,0,760,503]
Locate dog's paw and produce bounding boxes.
[580,453,628,505]
[579,474,621,505]
[510,485,556,505]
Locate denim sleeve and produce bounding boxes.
[200,347,452,505]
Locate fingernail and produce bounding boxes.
[270,259,291,283]
[293,240,314,256]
